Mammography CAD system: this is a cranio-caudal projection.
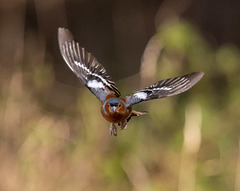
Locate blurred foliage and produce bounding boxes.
[1,1,240,191]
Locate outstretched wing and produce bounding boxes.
[125,72,204,106]
[58,28,120,102]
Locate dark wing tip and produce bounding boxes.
[188,71,204,87]
[58,27,74,48]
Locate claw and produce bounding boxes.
[110,123,117,136]
[120,120,127,130]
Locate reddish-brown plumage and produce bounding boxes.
[101,94,132,123]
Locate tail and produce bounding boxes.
[127,110,147,122]
[131,110,147,116]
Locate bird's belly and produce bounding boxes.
[101,106,132,123]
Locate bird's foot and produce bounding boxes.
[120,120,127,130]
[110,123,117,136]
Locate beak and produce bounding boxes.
[110,106,117,113]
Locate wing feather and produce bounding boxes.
[58,28,120,102]
[125,72,204,106]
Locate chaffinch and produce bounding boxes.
[58,28,204,136]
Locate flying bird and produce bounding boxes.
[58,28,204,136]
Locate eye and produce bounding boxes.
[107,103,110,108]
[118,103,122,108]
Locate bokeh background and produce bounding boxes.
[1,0,240,190]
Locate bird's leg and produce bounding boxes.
[120,120,127,130]
[110,123,117,136]
[127,116,132,122]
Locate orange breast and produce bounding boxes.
[101,95,132,123]
[101,106,132,123]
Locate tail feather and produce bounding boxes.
[131,110,147,116]
[127,110,147,122]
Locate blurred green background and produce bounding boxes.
[1,0,240,190]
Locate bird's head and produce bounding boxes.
[105,98,125,114]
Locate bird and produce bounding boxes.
[58,27,204,136]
